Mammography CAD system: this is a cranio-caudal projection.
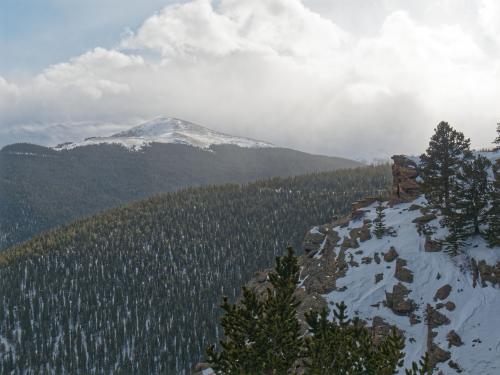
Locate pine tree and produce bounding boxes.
[420,122,471,210]
[303,303,406,375]
[206,247,302,374]
[444,212,469,257]
[487,161,500,247]
[451,155,491,233]
[444,155,491,255]
[494,123,500,150]
[373,203,387,239]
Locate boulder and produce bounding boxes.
[395,258,413,283]
[434,285,452,301]
[375,273,384,284]
[384,247,399,262]
[427,305,450,328]
[429,344,451,367]
[385,283,416,316]
[445,301,456,311]
[350,224,372,243]
[446,330,464,348]
[425,238,442,252]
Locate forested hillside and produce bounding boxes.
[0,165,390,374]
[0,142,360,251]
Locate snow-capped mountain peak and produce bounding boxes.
[54,117,275,151]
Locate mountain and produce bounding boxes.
[0,165,391,374]
[0,117,361,251]
[53,117,275,150]
[234,152,500,374]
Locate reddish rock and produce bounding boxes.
[391,155,421,199]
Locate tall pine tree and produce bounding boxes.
[206,247,302,374]
[444,155,491,255]
[373,203,387,239]
[494,123,500,150]
[487,161,500,247]
[303,303,406,375]
[420,122,471,210]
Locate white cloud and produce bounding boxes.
[2,0,500,159]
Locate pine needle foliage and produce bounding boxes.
[0,165,393,374]
[420,122,471,210]
[494,123,500,150]
[207,247,302,374]
[373,203,387,239]
[207,250,434,375]
[303,305,405,375]
[487,161,500,247]
[405,352,432,375]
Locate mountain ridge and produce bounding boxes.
[52,117,275,151]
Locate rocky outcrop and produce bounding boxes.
[391,155,421,200]
[352,196,380,211]
[385,283,417,316]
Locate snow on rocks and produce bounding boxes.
[299,195,500,374]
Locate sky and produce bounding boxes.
[1,0,500,160]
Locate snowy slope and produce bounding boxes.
[53,117,275,151]
[312,196,500,374]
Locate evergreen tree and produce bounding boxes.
[207,247,302,374]
[420,122,471,210]
[303,303,406,375]
[494,123,500,150]
[373,203,387,239]
[487,162,500,247]
[450,155,491,233]
[444,155,491,254]
[444,212,469,257]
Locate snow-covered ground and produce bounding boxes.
[53,117,275,151]
[315,196,500,374]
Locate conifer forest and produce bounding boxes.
[0,165,391,374]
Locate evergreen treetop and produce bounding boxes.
[494,123,500,150]
[374,203,387,239]
[420,121,471,210]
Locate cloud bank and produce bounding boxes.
[1,0,499,159]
